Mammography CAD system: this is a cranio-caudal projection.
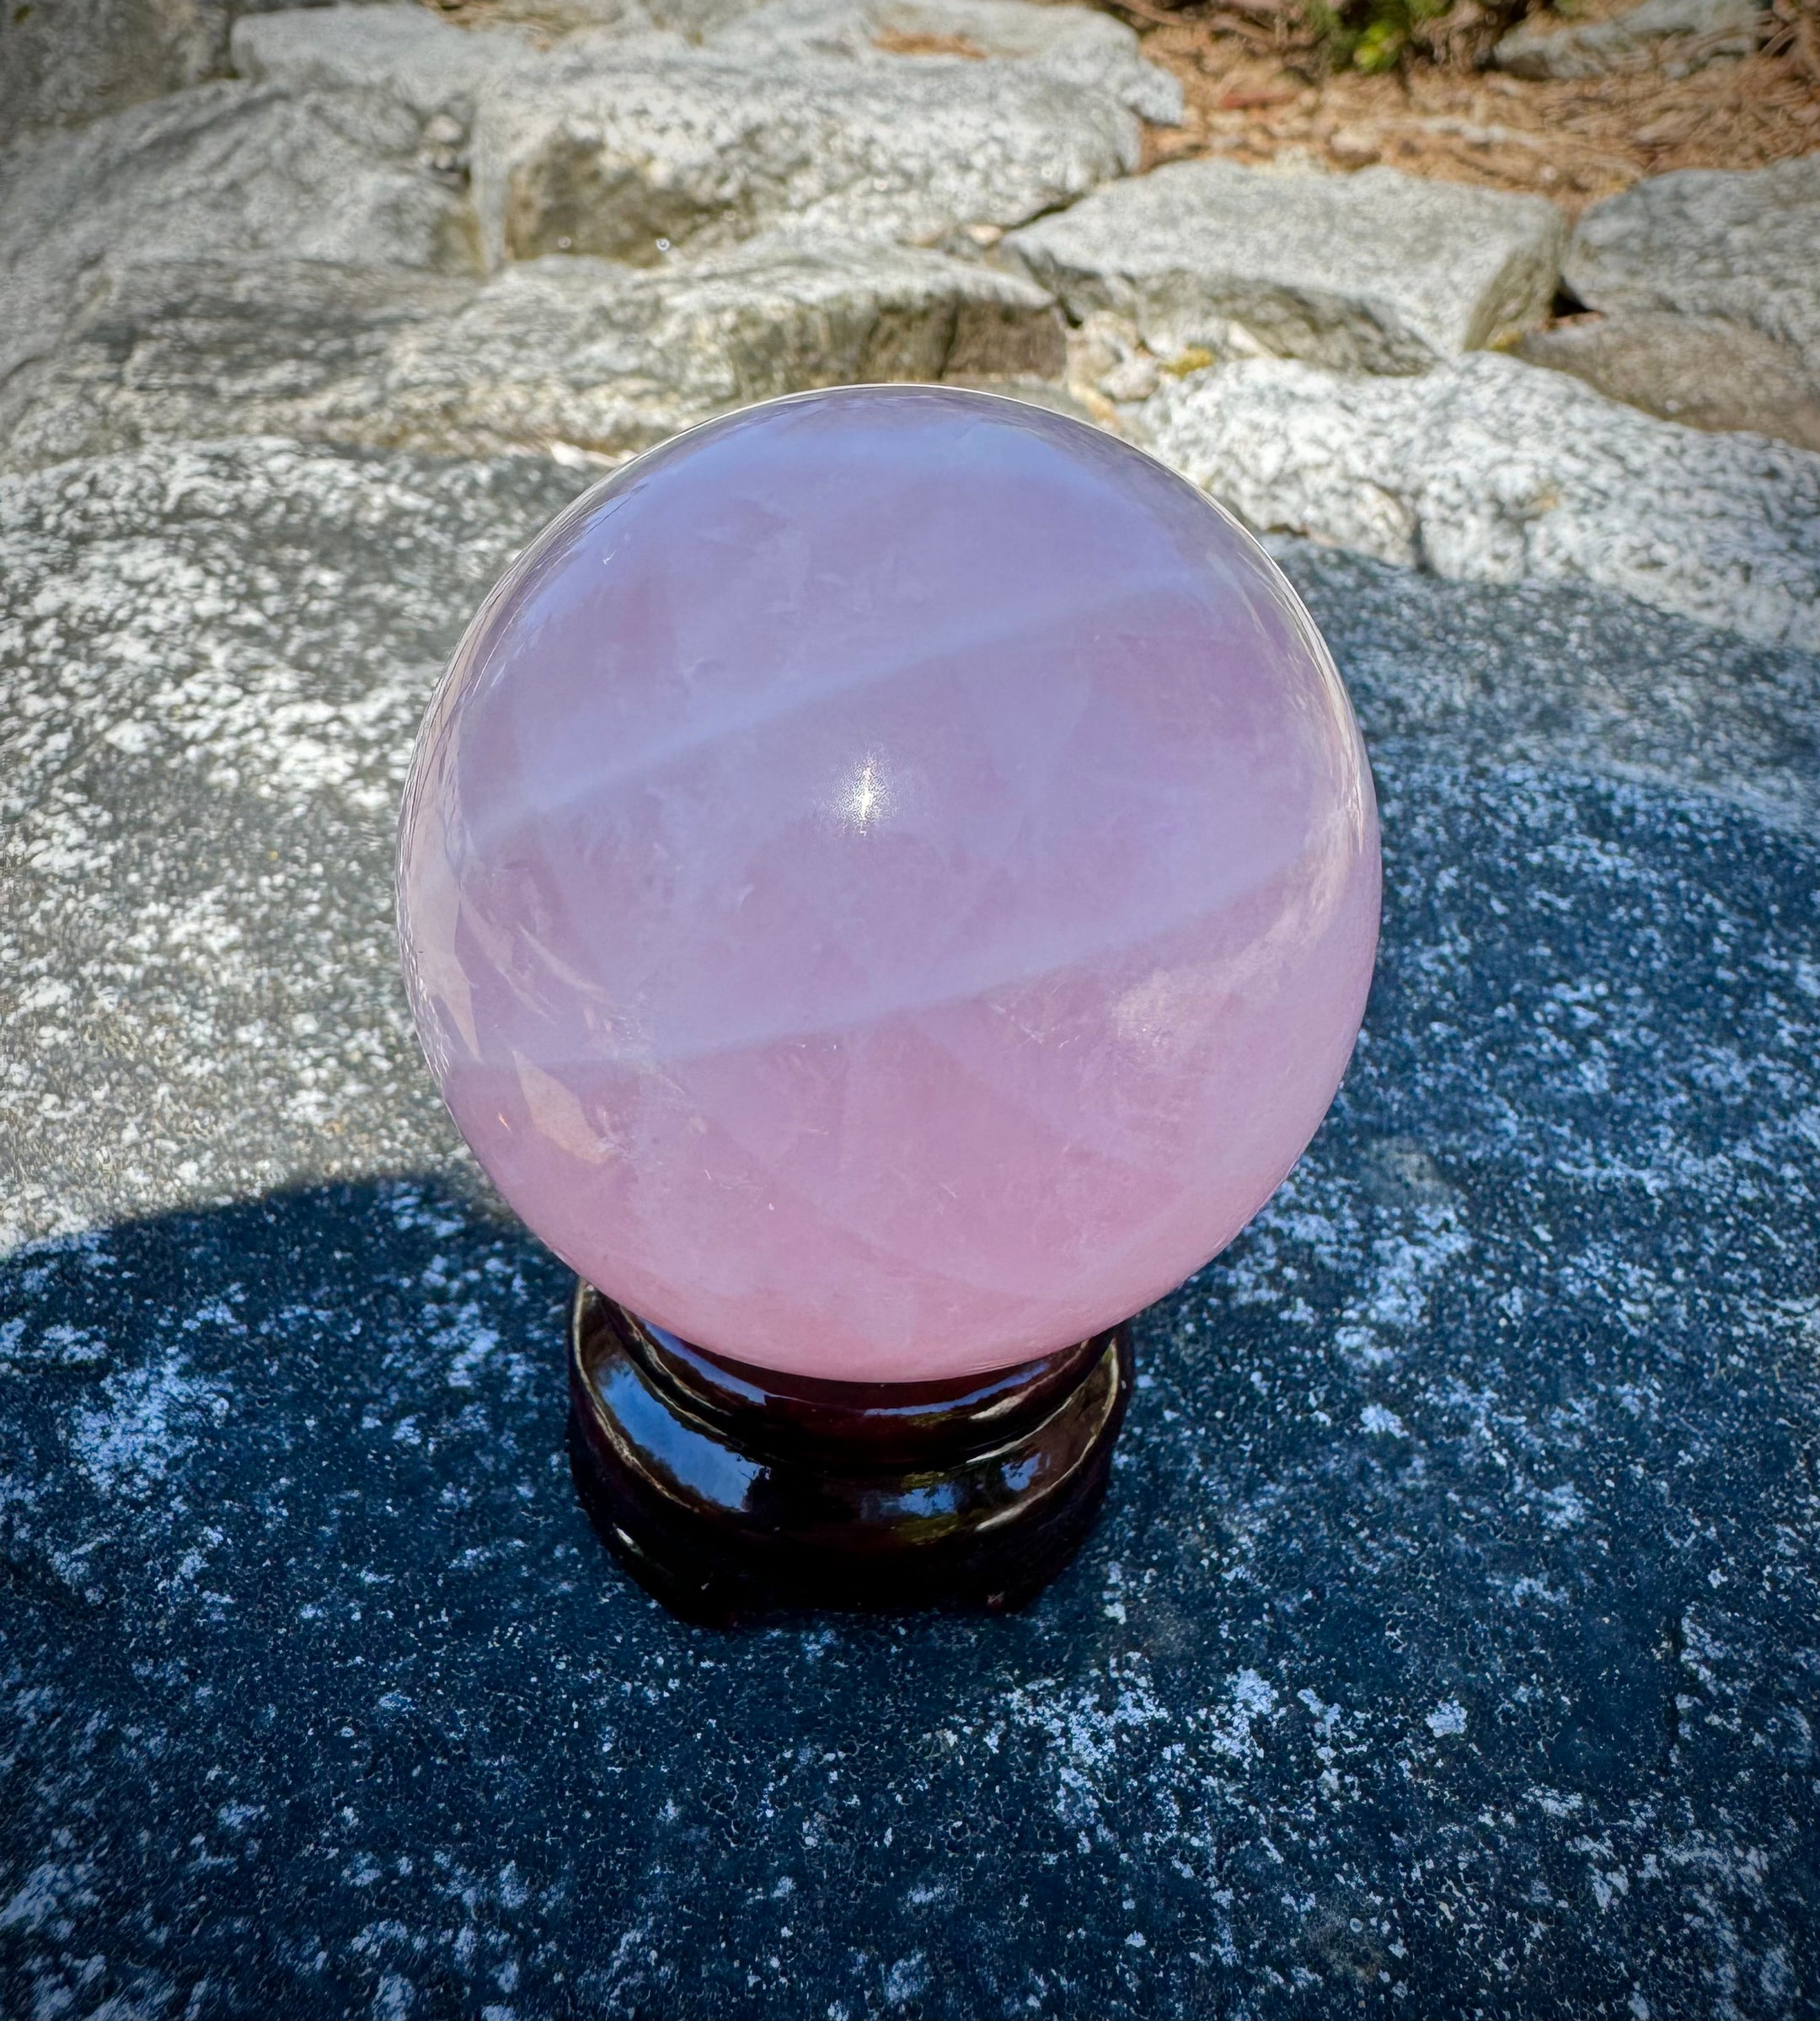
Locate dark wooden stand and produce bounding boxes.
[566,1282,1132,1624]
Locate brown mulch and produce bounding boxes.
[1116,0,1820,210]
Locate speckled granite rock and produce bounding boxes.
[0,81,479,398]
[229,4,545,121]
[0,0,325,138]
[1516,309,1820,453]
[231,0,1157,270]
[704,0,1185,126]
[3,436,1818,2017]
[1004,159,1565,374]
[468,44,1143,266]
[1565,158,1820,381]
[0,240,1062,471]
[0,442,570,1249]
[1491,0,1762,78]
[1140,351,1820,650]
[0,262,474,474]
[0,0,1145,442]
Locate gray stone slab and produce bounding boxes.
[1516,308,1820,453]
[469,40,1142,267]
[0,80,479,396]
[0,0,323,138]
[0,240,1062,473]
[1139,351,1820,651]
[1004,159,1566,374]
[704,0,1184,126]
[229,3,546,121]
[3,436,1818,2016]
[0,442,577,1252]
[229,1,1154,268]
[1491,0,1762,78]
[1565,157,1820,382]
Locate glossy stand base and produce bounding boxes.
[567,1282,1132,1625]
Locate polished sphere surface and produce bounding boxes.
[397,387,1380,1381]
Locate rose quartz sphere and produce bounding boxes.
[398,387,1378,1383]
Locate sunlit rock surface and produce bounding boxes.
[0,78,481,400]
[1141,351,1820,650]
[1005,158,1565,374]
[1564,156,1820,381]
[0,239,1063,472]
[3,436,1817,2015]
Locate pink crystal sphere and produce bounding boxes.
[398,387,1379,1383]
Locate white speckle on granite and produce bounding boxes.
[1536,1482,1591,1531]
[1203,1669,1281,1761]
[882,1950,929,2006]
[67,1351,228,1498]
[0,440,589,1250]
